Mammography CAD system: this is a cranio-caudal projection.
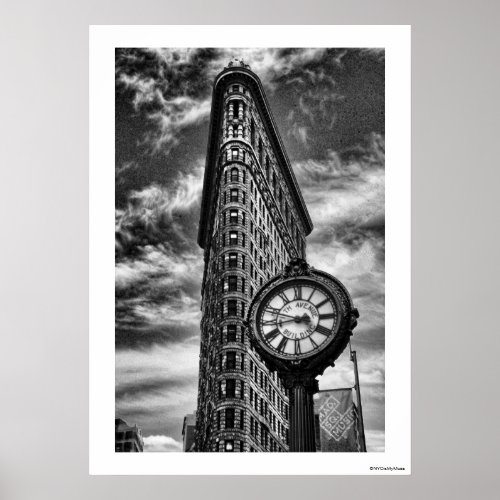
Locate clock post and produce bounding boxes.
[282,372,318,452]
[247,259,359,452]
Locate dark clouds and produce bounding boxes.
[115,48,385,452]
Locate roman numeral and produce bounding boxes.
[315,298,329,309]
[277,336,288,352]
[319,313,336,320]
[293,286,302,300]
[262,318,278,325]
[294,340,301,355]
[278,292,289,304]
[316,324,331,336]
[264,328,280,342]
[306,288,316,301]
[264,307,281,315]
[309,336,318,349]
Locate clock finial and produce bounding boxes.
[282,258,311,278]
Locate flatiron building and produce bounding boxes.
[195,59,313,452]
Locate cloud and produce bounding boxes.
[365,429,385,452]
[116,48,351,154]
[115,163,205,348]
[143,434,183,452]
[116,49,217,153]
[116,342,199,438]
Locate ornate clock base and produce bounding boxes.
[282,372,319,452]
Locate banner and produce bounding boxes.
[314,389,361,452]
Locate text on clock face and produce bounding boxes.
[259,284,338,356]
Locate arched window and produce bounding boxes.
[226,352,236,370]
[231,167,239,181]
[227,324,237,341]
[228,253,237,268]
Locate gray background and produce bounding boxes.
[1,0,499,499]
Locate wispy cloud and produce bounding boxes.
[116,342,199,438]
[144,434,183,452]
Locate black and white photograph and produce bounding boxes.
[114,47,385,454]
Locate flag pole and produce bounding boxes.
[350,340,367,452]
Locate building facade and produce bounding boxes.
[182,413,196,452]
[115,418,144,452]
[195,59,313,452]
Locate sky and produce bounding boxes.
[115,48,385,452]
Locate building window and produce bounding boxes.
[240,441,244,452]
[231,166,239,181]
[226,351,236,370]
[228,276,237,291]
[225,439,234,452]
[251,119,255,146]
[228,253,237,268]
[229,210,238,224]
[240,410,245,430]
[241,254,246,269]
[241,353,245,371]
[225,408,235,428]
[229,231,238,245]
[258,138,263,165]
[230,189,238,202]
[241,233,245,247]
[227,324,237,342]
[232,84,239,93]
[240,380,245,399]
[227,300,237,316]
[241,302,246,318]
[226,379,236,398]
[241,278,245,294]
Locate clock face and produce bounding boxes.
[255,279,340,360]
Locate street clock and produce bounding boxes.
[247,258,359,376]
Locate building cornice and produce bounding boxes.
[198,66,313,249]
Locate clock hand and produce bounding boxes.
[274,312,300,319]
[277,318,297,325]
[278,315,312,325]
